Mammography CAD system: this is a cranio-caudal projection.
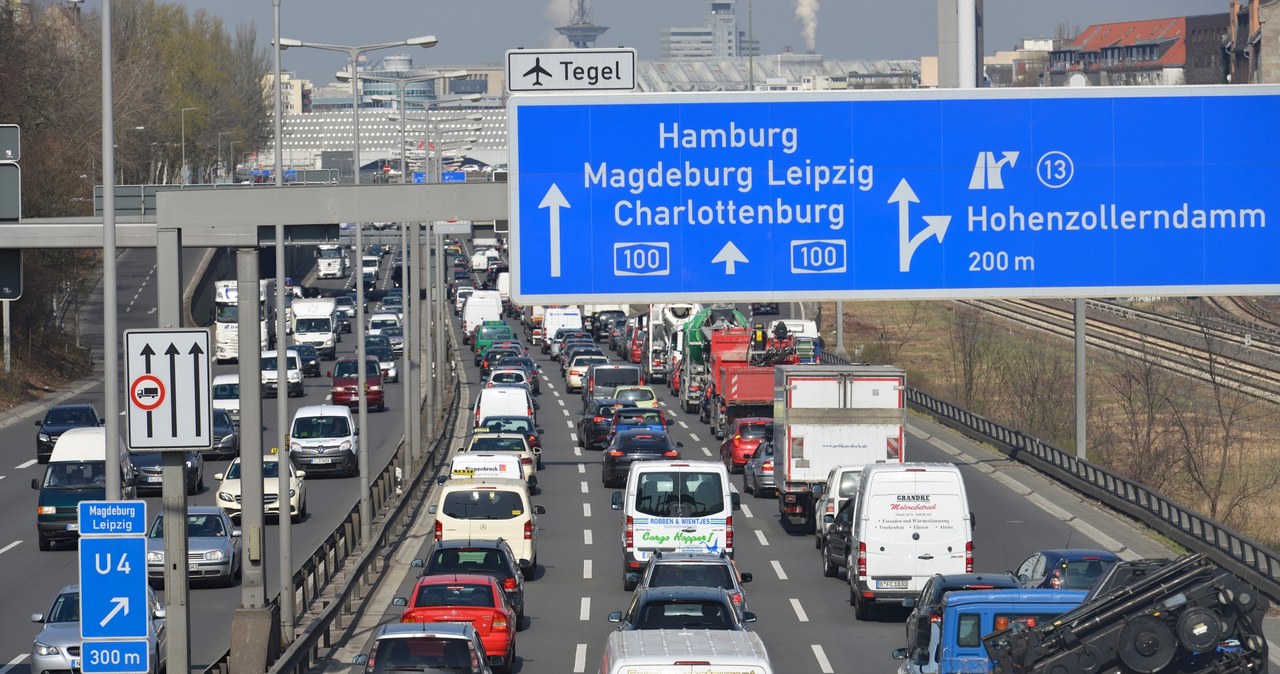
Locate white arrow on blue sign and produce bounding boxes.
[508,87,1280,304]
[79,536,149,639]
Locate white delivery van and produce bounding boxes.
[472,387,537,427]
[849,462,974,621]
[609,460,740,591]
[599,629,773,674]
[288,404,358,477]
[543,307,583,345]
[496,272,511,304]
[461,291,503,337]
[211,373,241,420]
[428,478,545,577]
[291,298,339,359]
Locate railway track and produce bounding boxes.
[964,299,1280,402]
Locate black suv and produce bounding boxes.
[35,403,102,463]
[607,587,756,630]
[413,538,529,627]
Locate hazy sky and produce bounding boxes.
[87,0,1225,84]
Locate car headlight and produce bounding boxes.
[147,551,164,563]
[368,385,382,392]
[218,492,235,502]
[33,642,60,657]
[38,433,50,442]
[203,550,226,561]
[290,442,301,452]
[38,505,56,515]
[340,440,352,452]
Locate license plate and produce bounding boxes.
[66,523,79,531]
[311,458,332,464]
[71,659,79,670]
[147,476,163,483]
[189,564,199,572]
[876,580,909,590]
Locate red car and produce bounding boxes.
[329,356,386,412]
[719,417,771,473]
[396,573,517,672]
[628,329,647,364]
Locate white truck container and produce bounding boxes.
[213,279,276,364]
[543,307,583,343]
[461,290,503,338]
[315,244,347,279]
[599,629,773,674]
[775,364,906,530]
[291,298,339,360]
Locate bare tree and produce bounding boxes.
[858,301,924,365]
[999,338,1074,446]
[1090,339,1182,494]
[944,304,1000,414]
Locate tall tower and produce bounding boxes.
[556,0,609,49]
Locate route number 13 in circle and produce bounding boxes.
[1036,151,1074,189]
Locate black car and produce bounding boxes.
[594,312,626,342]
[131,449,204,495]
[479,347,523,379]
[601,429,682,487]
[607,587,756,631]
[821,497,857,579]
[293,343,322,377]
[749,302,779,315]
[35,403,103,463]
[902,572,1021,656]
[414,539,529,627]
[578,398,625,451]
[362,270,377,291]
[210,408,240,458]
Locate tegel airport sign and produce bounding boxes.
[507,48,636,92]
[508,87,1280,304]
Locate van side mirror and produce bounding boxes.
[428,505,438,514]
[892,648,909,661]
[352,655,369,666]
[742,612,757,623]
[437,475,448,485]
[31,478,40,490]
[740,572,752,583]
[410,558,424,568]
[970,512,977,531]
[731,493,740,511]
[611,492,623,510]
[812,483,825,496]
[533,505,546,515]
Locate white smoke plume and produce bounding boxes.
[793,0,820,52]
[545,0,573,48]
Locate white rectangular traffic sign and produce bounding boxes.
[507,48,636,92]
[124,328,212,450]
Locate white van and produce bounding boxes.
[849,462,974,621]
[472,386,537,428]
[543,307,583,346]
[609,460,740,590]
[288,404,358,477]
[815,463,869,550]
[211,373,241,420]
[428,478,545,577]
[453,287,474,316]
[599,629,773,674]
[495,271,511,304]
[461,291,503,337]
[444,453,523,482]
[260,349,303,398]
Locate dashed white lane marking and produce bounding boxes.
[701,448,712,457]
[740,504,754,519]
[678,421,689,429]
[811,645,834,673]
[754,530,769,546]
[557,398,565,407]
[583,503,592,518]
[572,644,587,673]
[562,409,570,416]
[580,597,591,620]
[666,409,678,418]
[565,420,573,428]
[574,447,582,456]
[729,483,738,493]
[546,383,556,391]
[583,559,593,579]
[577,463,586,474]
[771,560,788,580]
[1,653,30,674]
[570,432,579,442]
[790,598,809,622]
[580,481,589,494]
[584,529,593,545]
[690,433,700,442]
[0,541,21,556]
[14,460,35,470]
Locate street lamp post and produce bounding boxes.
[277,34,438,547]
[216,131,232,182]
[179,106,198,185]
[228,140,244,182]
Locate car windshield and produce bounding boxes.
[295,318,330,333]
[574,356,608,368]
[489,372,525,385]
[838,470,860,497]
[428,549,511,575]
[369,348,394,362]
[616,388,655,403]
[634,471,726,518]
[478,418,533,434]
[649,564,735,590]
[382,326,403,337]
[371,637,479,674]
[634,600,733,630]
[41,461,107,489]
[615,435,671,454]
[738,423,768,438]
[616,411,663,426]
[148,513,228,538]
[413,583,494,608]
[45,407,95,425]
[260,356,297,372]
[371,319,398,330]
[468,436,527,452]
[292,415,351,439]
[478,327,513,340]
[47,591,80,623]
[441,490,524,519]
[224,461,282,480]
[214,410,233,427]
[333,360,378,378]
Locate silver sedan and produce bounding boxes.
[743,441,777,498]
[145,506,242,587]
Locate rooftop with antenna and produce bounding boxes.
[555,0,609,49]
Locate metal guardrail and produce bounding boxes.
[818,351,1280,601]
[200,368,462,674]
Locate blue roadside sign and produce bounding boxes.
[442,171,468,183]
[78,501,147,536]
[79,536,149,640]
[413,172,426,184]
[81,641,150,674]
[508,87,1280,303]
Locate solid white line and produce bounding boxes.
[690,433,700,442]
[740,504,754,519]
[584,529,593,545]
[790,598,809,622]
[14,459,36,470]
[678,421,689,429]
[1,653,30,674]
[577,463,586,473]
[580,481,589,493]
[755,530,769,546]
[580,597,590,620]
[771,560,788,580]
[583,503,592,518]
[701,448,712,456]
[0,541,21,556]
[572,644,587,673]
[583,559,593,579]
[811,645,834,673]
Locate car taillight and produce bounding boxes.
[663,449,679,457]
[608,450,623,457]
[570,369,581,377]
[762,460,772,471]
[482,360,489,368]
[930,611,943,624]
[502,577,518,591]
[730,592,742,606]
[732,434,742,447]
[434,521,442,540]
[857,542,867,578]
[690,385,701,392]
[524,520,532,540]
[593,416,604,423]
[624,515,633,549]
[726,515,733,551]
[493,616,509,632]
[528,434,538,445]
[527,407,533,417]
[520,457,532,465]
[965,541,974,573]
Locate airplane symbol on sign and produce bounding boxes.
[523,57,552,86]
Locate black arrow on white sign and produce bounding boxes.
[139,343,155,437]
[165,343,180,437]
[189,342,204,436]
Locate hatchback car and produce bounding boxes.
[356,622,500,674]
[607,407,670,443]
[612,385,659,409]
[414,538,529,628]
[607,587,756,631]
[719,417,771,473]
[31,584,167,674]
[601,429,682,487]
[1012,549,1119,590]
[367,345,399,383]
[393,574,517,672]
[492,356,541,394]
[145,507,242,587]
[380,325,405,356]
[132,449,204,495]
[35,403,102,463]
[329,356,386,412]
[634,552,753,615]
[293,343,322,377]
[577,398,625,451]
[742,441,776,498]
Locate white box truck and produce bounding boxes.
[775,364,906,531]
[213,279,276,364]
[291,298,339,360]
[315,244,347,279]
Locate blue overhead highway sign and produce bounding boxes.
[508,87,1280,303]
[79,536,149,639]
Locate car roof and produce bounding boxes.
[1037,549,1119,559]
[373,622,476,640]
[413,573,500,587]
[293,404,352,418]
[651,552,731,564]
[212,373,239,383]
[430,538,513,551]
[634,586,732,601]
[50,403,96,411]
[931,572,1020,589]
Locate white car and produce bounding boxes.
[215,452,307,523]
[211,373,240,421]
[566,354,609,393]
[366,312,401,336]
